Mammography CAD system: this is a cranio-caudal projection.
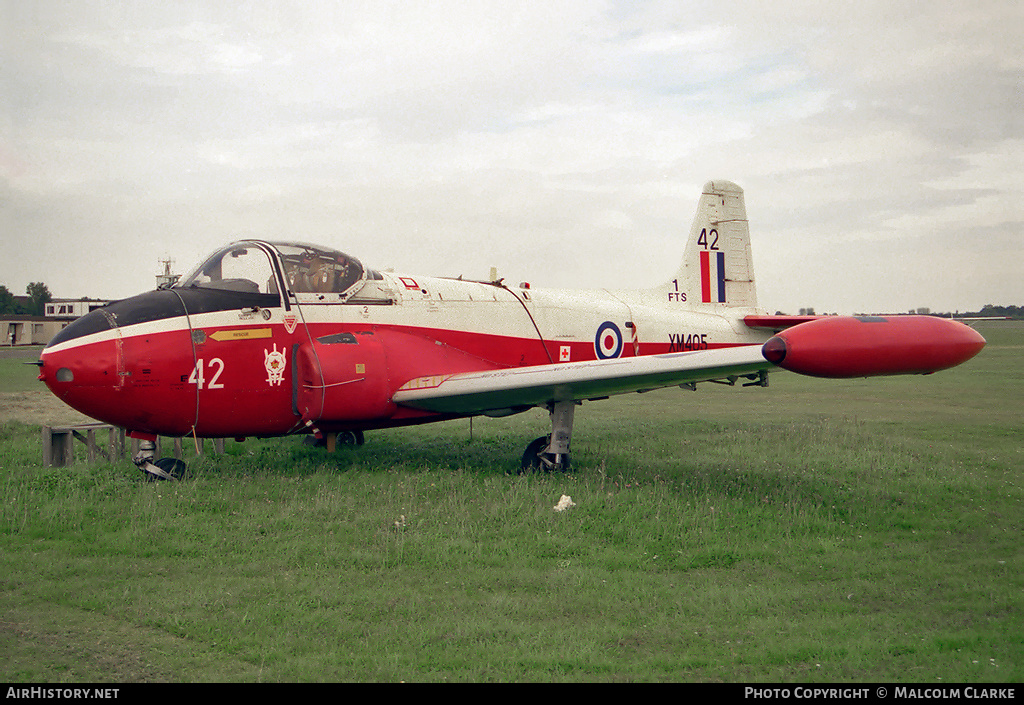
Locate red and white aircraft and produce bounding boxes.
[38,181,986,478]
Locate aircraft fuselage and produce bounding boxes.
[38,240,766,440]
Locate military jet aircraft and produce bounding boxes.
[37,181,986,478]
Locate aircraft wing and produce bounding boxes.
[743,314,821,331]
[392,345,770,415]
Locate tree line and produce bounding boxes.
[0,283,52,316]
[968,304,1023,319]
[788,305,1023,320]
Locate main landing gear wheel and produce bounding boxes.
[519,435,571,474]
[518,401,578,474]
[303,430,365,448]
[338,430,365,446]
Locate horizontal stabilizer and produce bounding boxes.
[743,315,821,331]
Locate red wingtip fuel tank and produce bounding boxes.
[761,316,986,378]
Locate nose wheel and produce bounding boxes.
[133,439,187,481]
[147,457,187,481]
[518,401,576,473]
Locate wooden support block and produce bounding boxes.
[86,428,99,463]
[42,426,75,467]
[45,425,211,467]
[109,428,125,460]
[44,423,127,466]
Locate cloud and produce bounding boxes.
[1,1,1020,315]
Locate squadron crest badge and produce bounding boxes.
[264,344,287,386]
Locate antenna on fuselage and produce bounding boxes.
[156,257,180,289]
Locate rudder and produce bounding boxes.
[662,180,757,310]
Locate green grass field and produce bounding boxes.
[1,321,1021,682]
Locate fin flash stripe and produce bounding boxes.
[700,251,726,303]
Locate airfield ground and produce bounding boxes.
[0,321,1020,682]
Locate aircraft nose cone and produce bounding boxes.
[39,308,112,385]
[37,290,199,434]
[38,309,123,422]
[39,338,115,396]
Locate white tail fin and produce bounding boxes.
[660,180,757,310]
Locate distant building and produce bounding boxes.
[3,258,175,346]
[3,315,73,346]
[44,299,111,318]
[4,298,111,347]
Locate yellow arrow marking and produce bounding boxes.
[209,328,273,342]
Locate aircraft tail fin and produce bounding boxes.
[662,180,757,310]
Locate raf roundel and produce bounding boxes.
[594,321,623,359]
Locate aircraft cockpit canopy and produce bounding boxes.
[175,241,377,299]
[274,243,369,295]
[175,243,280,295]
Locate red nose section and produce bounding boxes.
[761,316,986,378]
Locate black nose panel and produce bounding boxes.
[45,307,113,348]
[45,290,188,348]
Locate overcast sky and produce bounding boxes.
[2,1,1021,314]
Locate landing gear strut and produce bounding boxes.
[519,401,576,473]
[133,439,186,481]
